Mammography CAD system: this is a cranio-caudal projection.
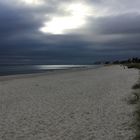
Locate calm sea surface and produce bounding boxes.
[0,65,101,76]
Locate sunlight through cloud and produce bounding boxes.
[21,0,43,6]
[39,2,92,34]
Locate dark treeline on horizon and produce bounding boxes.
[102,57,140,65]
[113,57,140,64]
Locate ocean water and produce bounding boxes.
[0,65,101,76]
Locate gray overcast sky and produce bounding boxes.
[0,0,140,64]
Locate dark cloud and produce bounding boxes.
[0,4,43,40]
[94,13,140,34]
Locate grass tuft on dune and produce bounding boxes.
[126,63,140,69]
[127,63,140,140]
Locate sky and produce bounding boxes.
[0,0,140,65]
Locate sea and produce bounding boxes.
[0,65,101,76]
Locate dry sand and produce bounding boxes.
[0,65,139,140]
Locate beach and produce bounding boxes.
[0,65,139,140]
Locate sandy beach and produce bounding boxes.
[0,65,139,140]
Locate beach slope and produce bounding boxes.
[0,65,138,140]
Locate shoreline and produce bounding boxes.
[0,65,102,82]
[0,65,138,140]
[0,64,102,77]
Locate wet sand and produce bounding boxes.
[0,65,138,140]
